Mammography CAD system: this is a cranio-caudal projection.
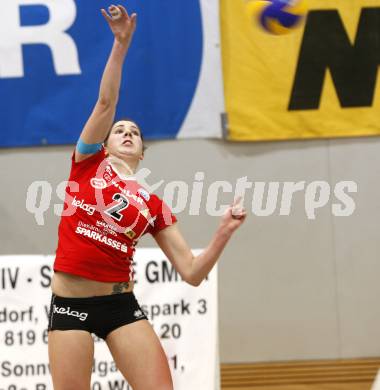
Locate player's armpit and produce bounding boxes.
[153,224,195,285]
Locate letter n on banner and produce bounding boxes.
[221,0,380,141]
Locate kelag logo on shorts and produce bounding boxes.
[0,0,203,147]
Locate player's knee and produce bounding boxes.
[54,384,90,390]
[51,377,91,390]
[156,378,174,390]
[134,379,173,390]
[152,384,173,390]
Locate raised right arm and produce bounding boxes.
[75,5,137,163]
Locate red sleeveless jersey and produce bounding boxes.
[54,148,177,282]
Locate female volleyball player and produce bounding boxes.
[47,4,246,390]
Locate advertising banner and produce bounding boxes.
[0,0,224,147]
[0,251,219,389]
[221,0,380,141]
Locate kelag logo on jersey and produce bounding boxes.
[0,0,203,147]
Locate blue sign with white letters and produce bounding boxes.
[0,0,203,147]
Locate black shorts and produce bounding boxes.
[47,292,148,340]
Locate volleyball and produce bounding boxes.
[246,0,307,35]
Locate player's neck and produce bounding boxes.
[107,155,137,178]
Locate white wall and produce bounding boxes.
[0,137,379,362]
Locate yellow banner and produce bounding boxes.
[221,0,380,141]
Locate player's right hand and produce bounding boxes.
[101,4,137,46]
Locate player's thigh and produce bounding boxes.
[48,330,94,390]
[106,320,173,390]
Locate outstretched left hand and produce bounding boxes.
[219,197,247,234]
[101,4,137,46]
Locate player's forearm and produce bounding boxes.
[98,39,130,106]
[188,226,234,286]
